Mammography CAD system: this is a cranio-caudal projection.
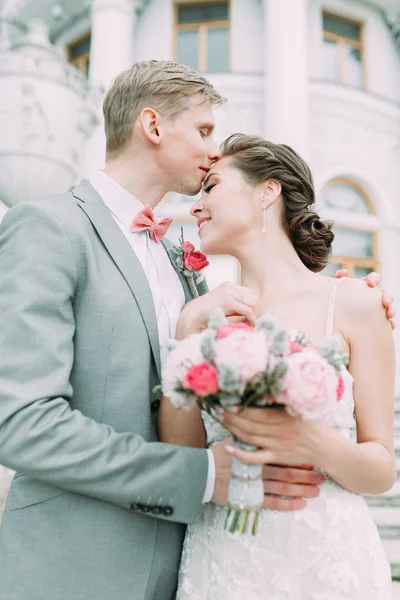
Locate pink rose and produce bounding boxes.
[289,341,304,353]
[183,362,219,397]
[184,251,209,272]
[336,375,345,401]
[181,241,195,254]
[215,331,268,385]
[217,322,254,339]
[278,351,339,420]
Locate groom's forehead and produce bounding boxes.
[187,95,214,118]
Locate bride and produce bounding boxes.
[159,133,395,599]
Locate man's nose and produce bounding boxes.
[208,139,221,163]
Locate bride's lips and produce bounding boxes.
[197,217,211,233]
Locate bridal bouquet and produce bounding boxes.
[162,309,348,535]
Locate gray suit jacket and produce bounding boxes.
[0,180,209,600]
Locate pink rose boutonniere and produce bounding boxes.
[184,251,209,272]
[168,227,209,297]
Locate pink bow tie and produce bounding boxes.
[130,205,173,243]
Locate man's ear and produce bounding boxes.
[261,179,282,209]
[139,107,162,145]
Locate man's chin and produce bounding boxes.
[187,184,203,196]
[177,179,203,197]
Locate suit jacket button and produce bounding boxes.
[136,502,144,511]
[163,506,174,517]
[151,399,161,412]
[151,506,162,515]
[142,504,152,513]
[130,503,139,510]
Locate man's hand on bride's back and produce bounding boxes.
[176,282,258,339]
[334,268,396,329]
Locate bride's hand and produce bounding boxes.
[210,436,324,511]
[176,282,257,339]
[221,406,334,470]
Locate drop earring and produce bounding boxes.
[262,192,267,233]
[262,208,267,233]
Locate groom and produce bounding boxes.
[0,60,394,600]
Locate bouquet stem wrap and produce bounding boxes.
[225,438,264,535]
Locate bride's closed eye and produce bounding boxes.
[204,183,216,194]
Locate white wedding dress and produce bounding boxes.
[176,279,392,599]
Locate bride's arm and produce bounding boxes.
[316,279,396,494]
[221,279,396,495]
[158,400,206,448]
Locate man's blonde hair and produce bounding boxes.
[103,60,225,159]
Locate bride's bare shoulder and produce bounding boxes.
[335,277,387,327]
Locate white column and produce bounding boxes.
[84,0,140,174]
[89,0,138,91]
[264,0,310,159]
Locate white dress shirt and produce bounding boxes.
[89,170,215,503]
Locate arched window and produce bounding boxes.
[321,179,379,278]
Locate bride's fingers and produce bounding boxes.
[263,495,307,511]
[222,410,283,436]
[227,301,257,326]
[235,285,258,306]
[224,406,285,425]
[223,427,276,450]
[225,445,276,464]
[263,480,320,498]
[222,415,282,446]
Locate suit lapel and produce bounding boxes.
[72,179,162,381]
[161,238,209,300]
[161,238,192,304]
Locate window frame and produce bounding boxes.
[322,11,366,89]
[173,1,230,73]
[322,178,379,277]
[323,176,377,215]
[67,32,91,77]
[330,228,379,277]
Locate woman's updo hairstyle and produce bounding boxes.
[220,133,334,272]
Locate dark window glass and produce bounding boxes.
[207,26,229,72]
[323,14,361,41]
[176,29,199,70]
[178,3,228,24]
[69,34,91,60]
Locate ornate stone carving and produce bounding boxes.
[0,19,100,206]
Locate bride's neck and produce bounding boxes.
[237,228,312,301]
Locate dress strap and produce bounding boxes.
[325,278,344,337]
